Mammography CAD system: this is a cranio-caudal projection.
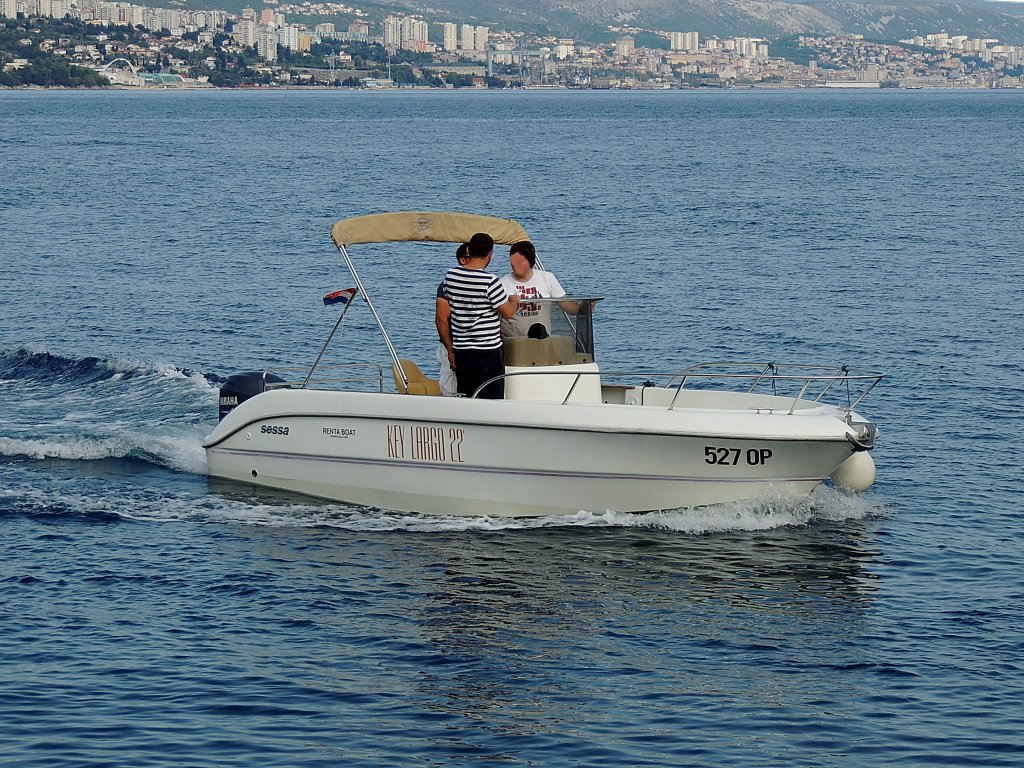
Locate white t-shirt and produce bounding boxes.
[499,269,566,338]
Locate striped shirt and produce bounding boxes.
[443,266,509,351]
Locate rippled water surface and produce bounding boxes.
[2,90,1023,766]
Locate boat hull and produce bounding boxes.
[204,390,866,517]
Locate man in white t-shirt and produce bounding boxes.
[499,240,567,338]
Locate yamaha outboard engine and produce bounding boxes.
[218,371,288,421]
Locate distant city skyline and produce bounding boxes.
[3,0,1022,90]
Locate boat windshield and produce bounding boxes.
[502,296,602,366]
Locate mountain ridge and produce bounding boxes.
[383,0,1024,44]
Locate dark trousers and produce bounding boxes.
[454,348,505,399]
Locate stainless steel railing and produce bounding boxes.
[473,362,885,414]
[262,362,386,393]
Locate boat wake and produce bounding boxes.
[103,484,885,533]
[0,347,218,474]
[0,467,887,535]
[0,346,220,387]
[0,432,208,474]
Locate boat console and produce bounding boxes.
[502,296,602,403]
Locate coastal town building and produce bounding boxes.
[256,25,276,61]
[347,21,368,41]
[235,16,255,48]
[402,16,428,52]
[442,22,457,52]
[382,13,430,52]
[382,14,400,48]
[474,26,489,52]
[670,32,699,52]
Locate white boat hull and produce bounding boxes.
[204,389,868,517]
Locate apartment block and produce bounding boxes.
[443,22,457,52]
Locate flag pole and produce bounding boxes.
[303,291,357,389]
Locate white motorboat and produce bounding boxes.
[204,211,885,517]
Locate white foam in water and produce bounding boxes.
[87,354,219,399]
[133,430,209,474]
[152,362,221,394]
[69,483,884,533]
[0,429,209,475]
[0,435,136,462]
[565,485,887,533]
[0,348,221,478]
[0,459,888,533]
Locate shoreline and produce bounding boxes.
[2,84,1020,93]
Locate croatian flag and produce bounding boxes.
[323,287,357,307]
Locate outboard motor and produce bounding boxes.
[218,371,288,421]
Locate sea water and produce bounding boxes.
[1,90,1023,766]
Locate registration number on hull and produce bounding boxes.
[705,446,773,466]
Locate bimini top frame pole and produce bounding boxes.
[329,211,531,393]
[334,243,408,390]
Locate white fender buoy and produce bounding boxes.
[831,452,876,493]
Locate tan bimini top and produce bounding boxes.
[331,211,529,248]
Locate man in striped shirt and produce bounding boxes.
[442,232,519,399]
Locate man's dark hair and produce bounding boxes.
[510,240,536,268]
[456,242,469,260]
[468,232,494,258]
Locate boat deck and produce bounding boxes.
[263,360,884,417]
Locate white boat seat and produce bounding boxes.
[503,335,592,367]
[393,358,443,396]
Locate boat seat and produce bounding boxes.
[393,358,443,396]
[503,335,592,367]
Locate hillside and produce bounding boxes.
[180,0,1024,44]
[389,0,1024,43]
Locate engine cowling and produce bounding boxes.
[218,371,287,421]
